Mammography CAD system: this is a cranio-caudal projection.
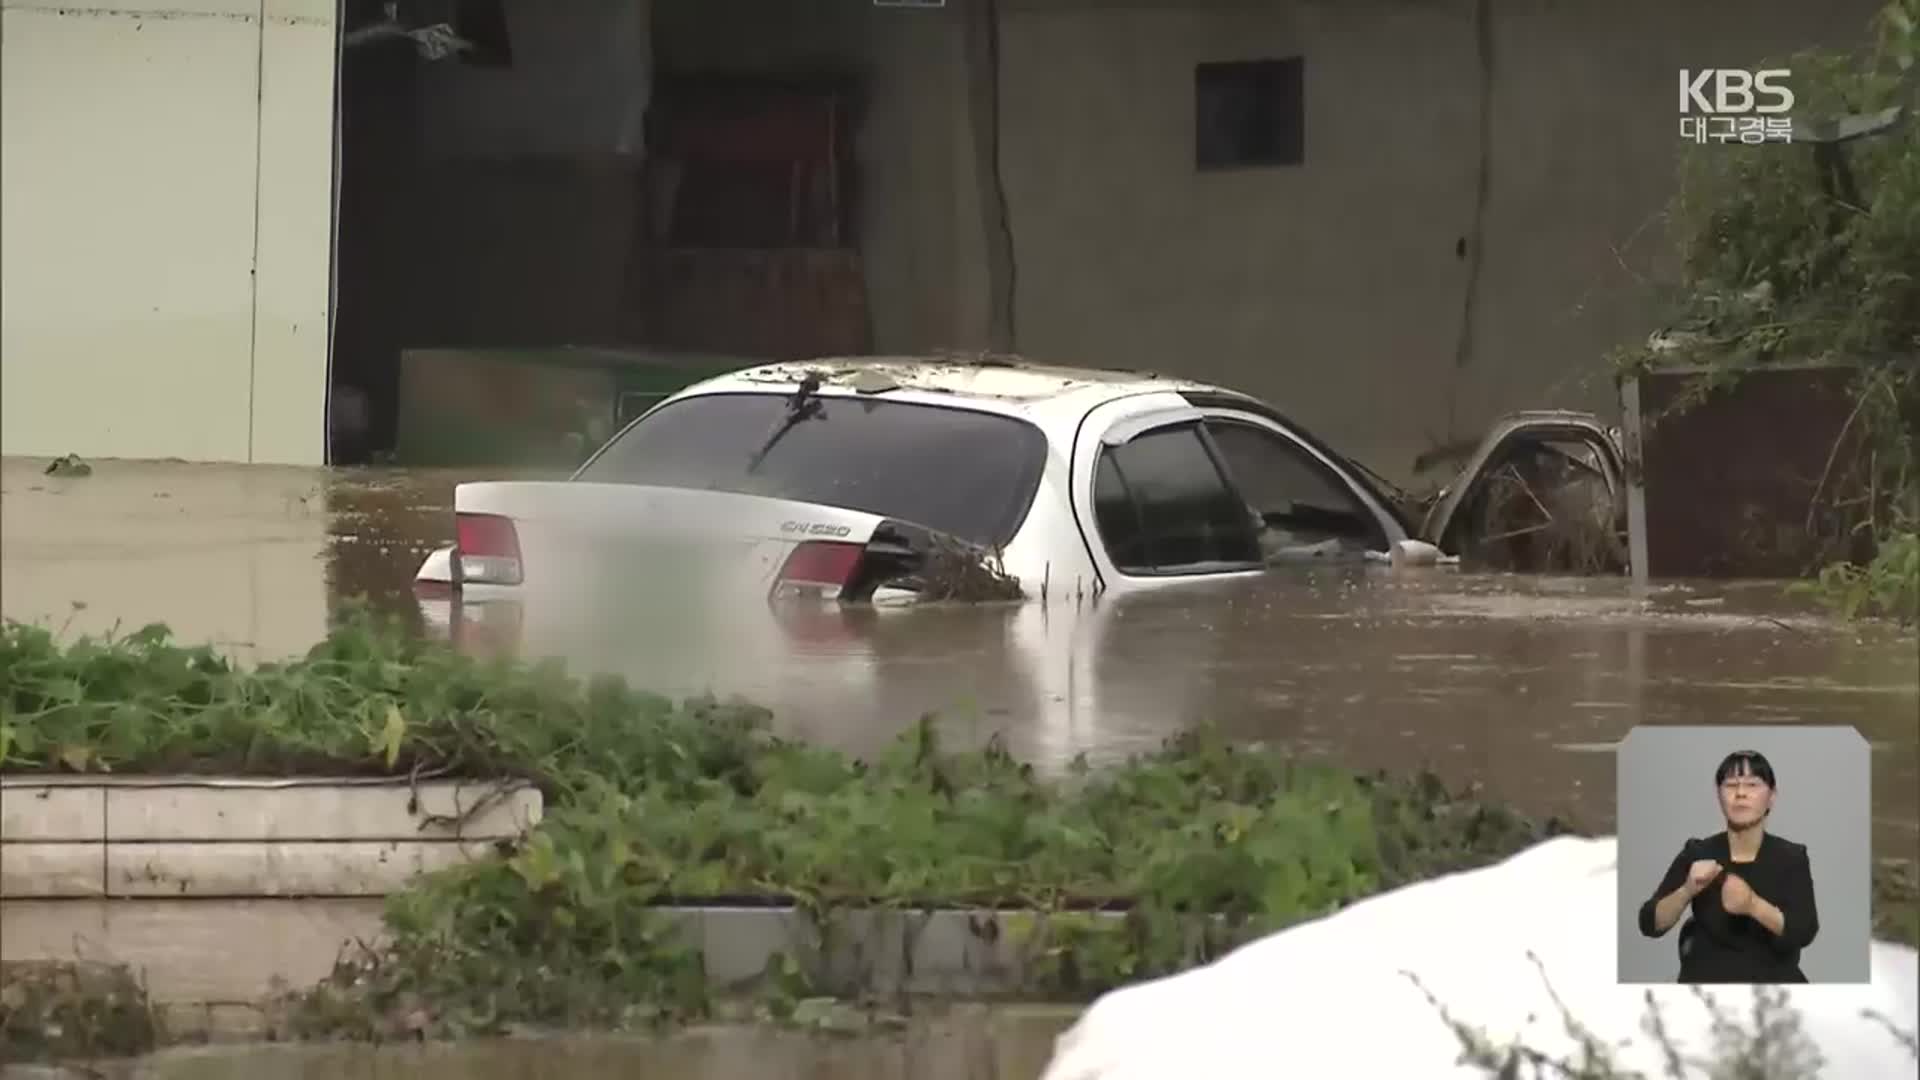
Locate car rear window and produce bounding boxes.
[574,392,1050,548]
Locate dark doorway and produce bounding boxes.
[329,0,660,466]
[330,1,427,464]
[630,72,871,359]
[328,3,874,466]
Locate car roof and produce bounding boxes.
[676,356,1235,419]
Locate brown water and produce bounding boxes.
[0,1006,1074,1079]
[3,456,1915,857]
[3,456,1917,1078]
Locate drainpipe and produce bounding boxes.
[963,0,1017,354]
[1445,0,1495,443]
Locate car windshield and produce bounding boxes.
[573,392,1050,548]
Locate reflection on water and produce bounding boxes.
[4,458,1915,861]
[0,459,556,661]
[1,1008,1074,1080]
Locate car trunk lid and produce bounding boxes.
[435,481,1021,607]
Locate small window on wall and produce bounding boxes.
[1195,57,1304,170]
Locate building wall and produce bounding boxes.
[2,0,1876,471]
[992,0,1879,481]
[0,0,337,466]
[661,0,1879,484]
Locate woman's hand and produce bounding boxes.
[1686,859,1724,894]
[1720,872,1754,915]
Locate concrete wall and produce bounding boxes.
[991,0,1880,482]
[3,0,1875,470]
[1,776,538,1017]
[660,0,1879,485]
[0,0,338,466]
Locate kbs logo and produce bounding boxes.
[1679,69,1794,115]
[1678,69,1794,146]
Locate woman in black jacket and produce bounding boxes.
[1637,749,1819,983]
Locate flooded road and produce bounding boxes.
[0,458,547,662]
[1,1007,1075,1080]
[4,456,1916,861]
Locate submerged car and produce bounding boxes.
[413,357,1627,612]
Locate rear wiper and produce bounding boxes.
[746,372,825,474]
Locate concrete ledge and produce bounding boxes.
[0,783,104,839]
[686,905,1235,997]
[0,898,388,1006]
[695,906,1043,994]
[0,898,1213,1008]
[2,839,505,899]
[0,776,541,843]
[0,776,1232,1009]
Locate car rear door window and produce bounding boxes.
[1093,423,1261,573]
[1203,420,1388,556]
[574,393,1048,549]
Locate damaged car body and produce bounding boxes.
[1412,412,1629,575]
[412,358,1630,636]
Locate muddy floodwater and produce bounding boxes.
[0,1009,1075,1080]
[3,456,1917,860]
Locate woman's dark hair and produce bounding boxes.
[1715,749,1777,790]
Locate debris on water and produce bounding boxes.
[905,536,1026,602]
[1409,419,1627,575]
[1362,539,1459,568]
[846,369,902,395]
[42,455,91,478]
[1451,453,1623,573]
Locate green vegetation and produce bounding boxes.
[1875,857,1920,946]
[4,611,1915,1056]
[0,961,162,1064]
[1427,959,1917,1080]
[1797,527,1920,624]
[1614,0,1919,623]
[0,610,772,796]
[2,611,1561,1040]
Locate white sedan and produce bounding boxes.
[413,356,1625,615]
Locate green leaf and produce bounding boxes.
[379,704,407,770]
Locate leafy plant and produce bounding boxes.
[0,604,775,798]
[1,613,1571,1037]
[1421,957,1917,1080]
[1613,0,1920,619]
[4,612,1913,1045]
[1791,520,1919,623]
[0,961,161,1063]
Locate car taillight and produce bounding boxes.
[455,512,523,586]
[772,540,864,601]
